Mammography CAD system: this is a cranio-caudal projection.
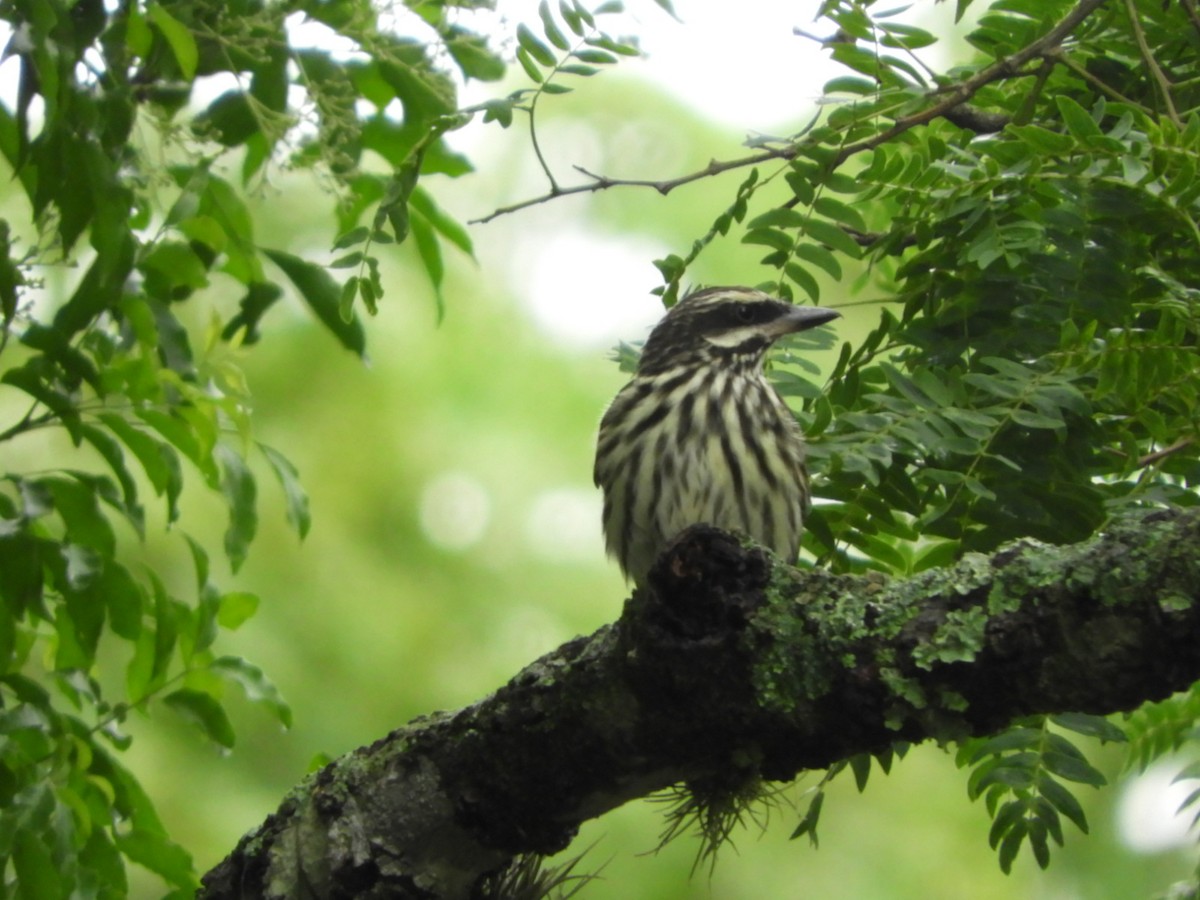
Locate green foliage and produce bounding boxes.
[1125,683,1200,772]
[955,715,1125,872]
[6,0,1200,892]
[648,0,1200,576]
[0,0,648,892]
[611,0,1200,882]
[791,745,908,848]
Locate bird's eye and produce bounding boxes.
[734,304,754,323]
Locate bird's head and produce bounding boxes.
[637,286,841,375]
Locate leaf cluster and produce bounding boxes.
[0,0,645,892]
[626,0,1200,879]
[955,714,1125,873]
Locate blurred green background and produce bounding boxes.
[4,4,1196,895]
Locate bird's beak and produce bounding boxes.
[770,305,841,337]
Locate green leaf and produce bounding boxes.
[78,424,143,533]
[333,226,370,251]
[194,91,257,147]
[517,24,558,67]
[1055,95,1102,142]
[375,39,457,126]
[259,443,311,538]
[263,248,367,356]
[516,47,544,82]
[376,158,421,247]
[1036,772,1089,833]
[789,788,825,845]
[212,655,292,729]
[794,242,843,281]
[1050,713,1127,744]
[879,22,937,50]
[222,282,283,345]
[987,798,1026,849]
[784,262,820,302]
[849,753,872,791]
[147,3,199,79]
[997,818,1027,873]
[183,529,211,598]
[586,33,639,56]
[98,415,183,522]
[101,562,144,642]
[1010,408,1062,429]
[814,196,867,232]
[801,216,862,257]
[163,689,236,748]
[20,322,100,389]
[0,533,43,624]
[45,476,116,557]
[408,186,474,256]
[823,75,878,95]
[1042,749,1106,787]
[14,829,63,897]
[446,27,506,82]
[80,829,129,895]
[114,828,196,889]
[137,408,219,489]
[743,227,793,252]
[410,210,445,321]
[216,445,257,573]
[539,1,571,50]
[217,592,259,630]
[339,276,359,321]
[572,48,618,65]
[1010,124,1075,155]
[2,361,83,444]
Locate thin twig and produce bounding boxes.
[1123,0,1179,123]
[0,404,52,444]
[832,0,1109,165]
[470,154,795,223]
[1138,436,1195,468]
[470,0,1112,225]
[1182,0,1200,39]
[1055,54,1148,110]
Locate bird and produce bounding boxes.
[594,286,840,585]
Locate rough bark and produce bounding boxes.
[200,507,1200,899]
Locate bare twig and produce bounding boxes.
[470,154,796,224]
[528,92,560,194]
[470,0,1111,225]
[1138,436,1195,468]
[1055,53,1148,109]
[1123,0,1180,123]
[0,404,52,444]
[1182,0,1200,39]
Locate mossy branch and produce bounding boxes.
[200,506,1200,899]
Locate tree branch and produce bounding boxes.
[200,506,1200,900]
[469,0,1111,225]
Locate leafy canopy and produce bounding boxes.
[2,0,1200,894]
[512,0,1200,882]
[651,0,1200,879]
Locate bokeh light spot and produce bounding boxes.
[419,472,491,551]
[524,487,605,563]
[1116,762,1199,853]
